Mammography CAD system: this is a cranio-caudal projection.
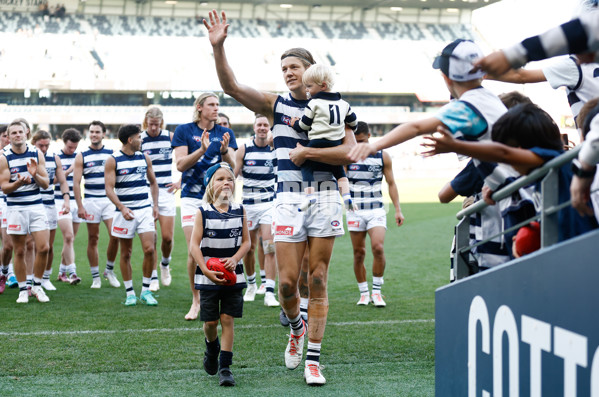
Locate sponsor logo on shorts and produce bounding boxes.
[85,214,95,221]
[246,160,256,166]
[182,215,195,223]
[8,224,21,231]
[377,217,386,223]
[113,226,128,235]
[331,220,340,227]
[247,220,253,227]
[348,220,360,227]
[349,165,360,171]
[275,225,294,236]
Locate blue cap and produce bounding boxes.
[203,162,233,186]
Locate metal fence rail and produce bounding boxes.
[453,146,581,280]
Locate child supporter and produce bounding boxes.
[291,63,358,212]
[189,162,250,387]
[422,103,598,243]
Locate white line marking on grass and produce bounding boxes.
[0,318,434,337]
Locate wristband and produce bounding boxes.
[572,158,597,179]
[62,192,69,197]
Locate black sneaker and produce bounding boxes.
[279,307,289,327]
[203,352,218,375]
[218,367,235,386]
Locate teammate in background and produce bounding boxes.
[346,121,404,307]
[206,10,356,386]
[349,38,511,269]
[0,125,17,292]
[190,162,250,387]
[55,128,83,284]
[105,124,159,306]
[141,107,178,291]
[290,64,358,212]
[234,114,279,307]
[1,121,50,303]
[217,113,231,129]
[32,130,70,291]
[172,92,237,321]
[73,121,120,289]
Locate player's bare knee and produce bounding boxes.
[371,243,385,258]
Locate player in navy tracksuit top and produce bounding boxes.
[189,162,250,387]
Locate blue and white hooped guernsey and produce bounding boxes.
[82,146,113,199]
[272,93,339,203]
[41,152,56,206]
[241,139,275,206]
[54,150,77,201]
[347,150,384,211]
[4,144,43,208]
[112,150,151,211]
[141,129,172,190]
[194,201,247,290]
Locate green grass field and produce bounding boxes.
[0,202,461,396]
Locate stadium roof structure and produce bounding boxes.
[204,0,501,10]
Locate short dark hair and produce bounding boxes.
[89,120,106,133]
[355,121,369,135]
[492,103,563,151]
[62,128,82,143]
[118,124,141,144]
[32,129,52,144]
[498,91,533,109]
[0,125,7,135]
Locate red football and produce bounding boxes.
[514,221,541,257]
[206,257,237,286]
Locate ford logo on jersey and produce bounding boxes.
[246,160,256,166]
[349,165,360,170]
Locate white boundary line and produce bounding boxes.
[0,318,434,337]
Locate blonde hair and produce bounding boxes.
[202,164,236,204]
[192,92,218,124]
[142,107,165,130]
[302,64,335,89]
[11,118,31,139]
[31,129,51,144]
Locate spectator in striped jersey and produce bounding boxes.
[141,107,179,291]
[0,120,51,303]
[32,129,70,292]
[234,114,279,307]
[73,121,120,289]
[345,121,404,307]
[105,124,159,306]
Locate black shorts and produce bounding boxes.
[199,288,244,322]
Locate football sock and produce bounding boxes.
[306,342,321,365]
[265,278,275,294]
[151,269,158,283]
[299,297,309,322]
[161,256,171,267]
[59,263,67,274]
[358,281,369,295]
[373,276,383,293]
[124,280,134,296]
[289,314,304,336]
[1,265,8,275]
[43,269,51,281]
[260,270,266,285]
[90,266,100,280]
[219,350,233,369]
[33,277,42,287]
[142,277,151,293]
[18,281,27,292]
[247,272,256,285]
[105,260,115,272]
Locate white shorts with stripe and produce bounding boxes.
[111,206,155,239]
[346,207,387,232]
